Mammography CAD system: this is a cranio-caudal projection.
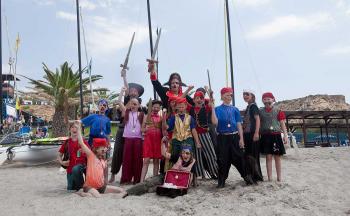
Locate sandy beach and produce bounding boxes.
[0,147,349,216]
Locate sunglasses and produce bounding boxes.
[100,104,107,108]
[243,92,250,96]
[182,151,191,155]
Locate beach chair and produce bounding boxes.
[156,170,191,198]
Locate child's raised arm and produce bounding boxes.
[75,121,92,156]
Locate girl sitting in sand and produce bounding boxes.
[75,121,127,198]
[162,143,196,183]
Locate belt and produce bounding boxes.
[218,131,238,135]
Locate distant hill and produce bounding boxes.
[275,95,350,111]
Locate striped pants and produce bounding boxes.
[194,133,219,178]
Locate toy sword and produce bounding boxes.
[207,69,214,99]
[147,28,162,62]
[120,32,135,70]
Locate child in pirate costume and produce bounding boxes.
[259,92,288,182]
[74,122,127,198]
[118,97,144,184]
[164,97,201,185]
[242,89,263,182]
[81,99,111,147]
[140,100,163,182]
[215,87,254,188]
[162,144,196,182]
[109,68,145,183]
[58,122,89,191]
[187,90,219,179]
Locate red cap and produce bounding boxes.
[262,92,275,100]
[193,91,204,99]
[220,87,233,95]
[175,97,187,104]
[92,138,107,148]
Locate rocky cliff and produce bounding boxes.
[275,95,350,111]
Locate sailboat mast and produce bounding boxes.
[146,0,157,100]
[76,0,83,117]
[224,0,236,106]
[14,33,19,102]
[80,8,94,109]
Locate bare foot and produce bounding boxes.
[76,190,92,197]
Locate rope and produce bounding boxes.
[224,1,229,87]
[80,7,95,108]
[231,1,262,93]
[209,0,223,81]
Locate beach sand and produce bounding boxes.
[0,147,349,216]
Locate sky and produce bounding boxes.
[1,0,350,109]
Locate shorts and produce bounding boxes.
[260,134,286,155]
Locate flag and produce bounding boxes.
[15,33,20,52]
[88,58,92,76]
[15,98,20,110]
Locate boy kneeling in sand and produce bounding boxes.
[75,121,127,198]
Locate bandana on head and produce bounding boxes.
[243,89,256,95]
[92,138,107,148]
[175,97,187,105]
[98,99,108,107]
[262,92,275,100]
[193,91,204,99]
[220,87,233,95]
[182,144,192,152]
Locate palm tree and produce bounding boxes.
[25,62,103,136]
[94,89,119,103]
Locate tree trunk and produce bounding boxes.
[52,106,68,137]
[68,105,77,121]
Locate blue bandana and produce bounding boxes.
[98,99,108,107]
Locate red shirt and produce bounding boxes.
[59,138,89,174]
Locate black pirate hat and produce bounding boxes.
[162,73,187,87]
[128,83,144,97]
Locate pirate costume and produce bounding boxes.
[149,72,193,109]
[110,83,144,176]
[259,93,286,156]
[143,100,163,159]
[166,98,196,170]
[81,99,111,147]
[242,89,263,181]
[215,87,252,187]
[188,91,218,179]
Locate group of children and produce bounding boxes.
[58,61,288,197]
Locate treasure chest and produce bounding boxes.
[156,170,191,198]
